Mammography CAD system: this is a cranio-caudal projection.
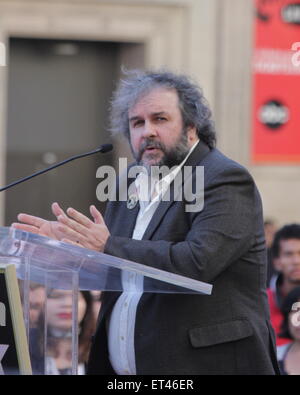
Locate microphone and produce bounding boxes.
[0,143,113,192]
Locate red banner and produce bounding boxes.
[252,0,300,163]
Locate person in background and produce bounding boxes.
[277,286,300,375]
[267,224,300,346]
[31,290,96,375]
[264,219,278,287]
[28,283,45,328]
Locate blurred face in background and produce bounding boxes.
[276,239,300,284]
[47,290,87,331]
[288,300,300,341]
[29,286,45,328]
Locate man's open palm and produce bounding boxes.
[12,203,68,240]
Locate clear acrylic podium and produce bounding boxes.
[0,226,212,375]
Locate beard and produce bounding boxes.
[131,130,191,174]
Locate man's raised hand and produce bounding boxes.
[11,202,109,251]
[55,205,110,252]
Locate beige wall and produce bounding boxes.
[0,0,299,226]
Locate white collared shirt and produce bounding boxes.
[107,140,199,375]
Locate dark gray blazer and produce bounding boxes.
[87,141,280,375]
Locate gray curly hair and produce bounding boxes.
[109,69,216,149]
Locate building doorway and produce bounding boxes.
[5,38,144,225]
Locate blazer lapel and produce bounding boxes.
[115,200,140,238]
[106,175,140,238]
[142,140,210,241]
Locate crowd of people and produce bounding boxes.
[265,221,300,375]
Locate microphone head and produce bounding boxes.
[99,144,113,153]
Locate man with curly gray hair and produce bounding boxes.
[110,70,216,147]
[109,70,216,175]
[14,69,279,375]
[88,69,278,375]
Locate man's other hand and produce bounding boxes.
[55,204,110,252]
